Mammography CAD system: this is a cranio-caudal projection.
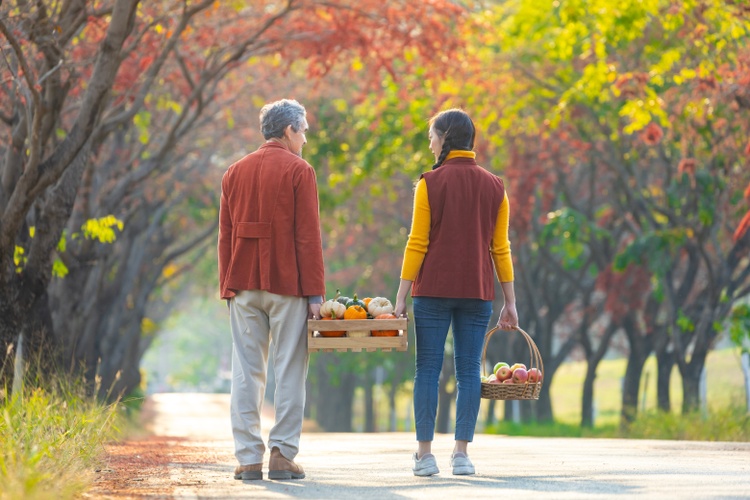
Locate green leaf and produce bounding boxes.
[52,259,69,279]
[133,111,151,145]
[677,310,695,333]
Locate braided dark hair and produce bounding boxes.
[429,108,476,170]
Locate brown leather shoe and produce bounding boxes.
[234,463,262,480]
[268,447,305,480]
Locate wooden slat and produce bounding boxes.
[307,318,408,353]
[308,318,407,331]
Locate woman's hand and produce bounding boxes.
[497,302,518,330]
[395,298,407,318]
[394,278,413,318]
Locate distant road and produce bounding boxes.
[92,393,750,499]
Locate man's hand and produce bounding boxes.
[308,303,321,320]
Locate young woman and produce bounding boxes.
[395,109,518,476]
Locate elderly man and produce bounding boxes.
[218,99,325,481]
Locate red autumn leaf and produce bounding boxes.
[677,158,697,175]
[733,210,750,243]
[639,122,664,146]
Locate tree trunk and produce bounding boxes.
[656,348,675,412]
[535,383,554,422]
[681,362,703,414]
[620,315,652,427]
[581,364,597,428]
[315,353,356,432]
[0,0,140,392]
[364,370,375,432]
[580,323,617,427]
[485,399,497,426]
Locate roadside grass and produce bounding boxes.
[0,384,123,500]
[546,347,747,427]
[487,405,749,441]
[482,347,749,441]
[367,347,748,441]
[624,406,750,441]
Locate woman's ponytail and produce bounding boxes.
[432,138,451,170]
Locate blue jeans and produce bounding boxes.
[413,296,492,443]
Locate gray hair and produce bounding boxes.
[259,99,307,140]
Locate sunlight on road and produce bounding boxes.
[148,393,273,440]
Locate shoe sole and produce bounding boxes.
[452,467,475,475]
[268,470,305,480]
[413,466,440,477]
[234,471,263,480]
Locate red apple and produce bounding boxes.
[496,366,513,381]
[512,367,528,383]
[485,374,497,383]
[502,379,514,384]
[509,362,527,373]
[527,368,543,383]
[493,362,509,375]
[490,375,503,384]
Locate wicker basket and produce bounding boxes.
[480,326,544,400]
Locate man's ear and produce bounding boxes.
[284,124,293,138]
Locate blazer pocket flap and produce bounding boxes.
[236,222,271,239]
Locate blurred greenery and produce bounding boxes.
[141,297,231,394]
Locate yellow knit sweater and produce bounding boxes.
[400,150,514,283]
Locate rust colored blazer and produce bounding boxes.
[218,141,325,300]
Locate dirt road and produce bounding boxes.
[89,393,750,499]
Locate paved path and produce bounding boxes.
[131,393,749,499]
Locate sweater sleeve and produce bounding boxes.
[294,164,326,296]
[218,173,234,299]
[491,193,514,282]
[400,178,430,281]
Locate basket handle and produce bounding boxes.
[480,326,544,379]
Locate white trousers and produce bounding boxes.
[229,290,309,465]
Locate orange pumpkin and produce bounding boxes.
[343,305,368,320]
[371,313,399,337]
[362,297,373,308]
[319,316,345,337]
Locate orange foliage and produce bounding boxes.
[733,210,750,243]
[677,158,697,175]
[639,122,664,146]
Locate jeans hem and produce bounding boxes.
[454,426,475,442]
[415,427,435,442]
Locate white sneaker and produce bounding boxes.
[450,452,475,475]
[412,452,439,476]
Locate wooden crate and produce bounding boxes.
[307,318,408,353]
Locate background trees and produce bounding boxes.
[3,0,749,432]
[0,0,464,397]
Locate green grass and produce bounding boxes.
[480,347,749,441]
[0,385,122,500]
[356,347,749,440]
[546,347,748,427]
